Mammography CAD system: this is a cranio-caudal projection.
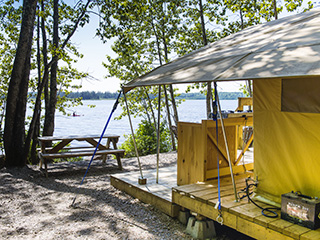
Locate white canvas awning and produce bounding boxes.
[123,8,320,93]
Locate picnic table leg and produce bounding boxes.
[45,159,48,178]
[39,155,43,169]
[102,138,112,164]
[111,138,122,169]
[115,153,123,170]
[38,153,48,177]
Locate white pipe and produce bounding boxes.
[215,83,239,202]
[123,90,144,179]
[156,85,161,183]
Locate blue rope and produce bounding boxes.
[71,90,122,206]
[79,90,122,186]
[214,82,221,212]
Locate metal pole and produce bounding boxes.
[156,85,162,184]
[215,82,239,202]
[123,89,144,180]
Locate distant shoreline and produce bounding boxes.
[62,91,245,101]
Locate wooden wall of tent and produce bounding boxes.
[177,117,253,186]
[254,77,320,203]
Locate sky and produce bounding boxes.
[70,16,119,92]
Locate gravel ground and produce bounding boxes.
[0,152,253,240]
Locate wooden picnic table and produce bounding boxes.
[38,134,125,177]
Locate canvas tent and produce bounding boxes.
[123,8,320,204]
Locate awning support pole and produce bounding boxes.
[123,89,145,183]
[215,82,239,202]
[156,85,161,184]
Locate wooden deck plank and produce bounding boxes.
[209,194,248,210]
[188,181,246,198]
[254,214,280,228]
[268,219,295,233]
[110,166,178,217]
[174,172,251,194]
[300,229,320,240]
[174,183,212,193]
[112,166,177,187]
[282,224,311,240]
[191,182,247,203]
[230,202,269,221]
[111,176,178,217]
[237,217,294,240]
[151,189,172,202]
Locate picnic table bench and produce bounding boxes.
[38,134,125,177]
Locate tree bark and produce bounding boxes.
[199,0,207,46]
[26,7,52,163]
[151,17,177,149]
[163,85,176,151]
[143,87,157,129]
[240,8,244,30]
[24,0,50,159]
[43,0,58,138]
[30,9,42,164]
[4,0,38,167]
[273,0,278,20]
[160,27,179,127]
[198,0,212,118]
[169,84,178,126]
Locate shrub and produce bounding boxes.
[121,120,171,157]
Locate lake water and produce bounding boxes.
[53,99,237,146]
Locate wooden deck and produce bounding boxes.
[111,166,320,240]
[172,173,320,240]
[110,166,179,217]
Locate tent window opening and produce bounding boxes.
[281,78,320,113]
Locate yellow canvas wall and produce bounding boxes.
[254,78,320,203]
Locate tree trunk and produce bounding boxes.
[163,85,176,151]
[169,85,178,126]
[206,83,213,118]
[240,8,244,30]
[199,0,207,46]
[159,27,179,127]
[273,0,278,20]
[4,0,38,167]
[142,99,152,125]
[143,87,157,129]
[198,0,212,118]
[43,0,58,138]
[26,9,50,164]
[30,118,40,164]
[30,10,42,164]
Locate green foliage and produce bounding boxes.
[0,0,93,135]
[120,120,171,158]
[177,92,244,100]
[240,83,251,97]
[64,91,119,100]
